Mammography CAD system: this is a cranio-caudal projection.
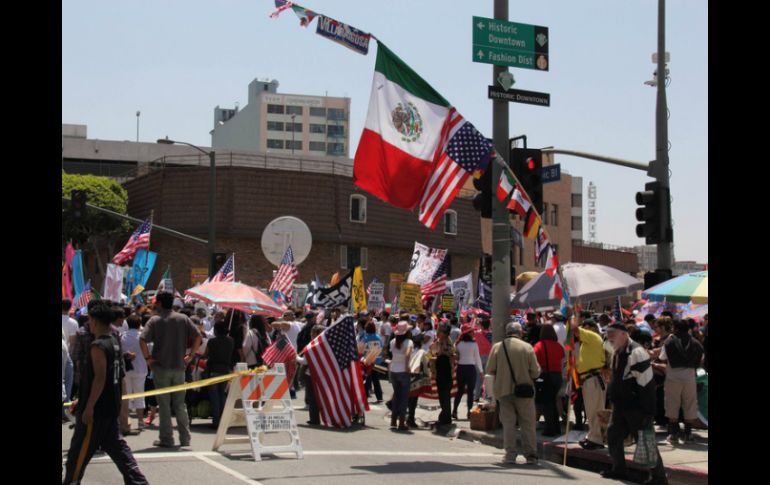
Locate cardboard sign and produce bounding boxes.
[399,283,423,313]
[368,282,385,310]
[190,267,208,286]
[441,294,455,311]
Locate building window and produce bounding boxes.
[286,123,303,132]
[443,210,457,235]
[572,194,582,207]
[267,104,284,114]
[542,203,548,225]
[327,125,345,137]
[572,216,583,231]
[350,194,367,223]
[327,143,345,155]
[341,245,367,270]
[286,105,303,116]
[310,107,327,117]
[309,124,326,134]
[266,139,284,149]
[309,141,326,152]
[267,121,284,131]
[551,204,558,226]
[286,140,302,151]
[327,108,345,120]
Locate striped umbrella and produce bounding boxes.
[642,271,708,304]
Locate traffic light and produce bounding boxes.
[211,252,227,276]
[510,148,543,215]
[635,182,663,244]
[472,166,492,218]
[71,190,87,220]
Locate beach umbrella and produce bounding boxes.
[642,271,708,304]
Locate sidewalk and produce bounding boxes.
[408,403,707,485]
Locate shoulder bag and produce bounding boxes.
[502,338,535,398]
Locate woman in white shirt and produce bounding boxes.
[452,324,483,420]
[120,314,148,429]
[388,321,413,431]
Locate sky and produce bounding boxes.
[62,0,707,263]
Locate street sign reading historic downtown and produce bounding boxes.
[473,16,549,71]
[488,86,550,107]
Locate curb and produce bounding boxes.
[456,428,707,485]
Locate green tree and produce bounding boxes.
[62,171,132,277]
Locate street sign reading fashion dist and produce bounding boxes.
[473,16,549,71]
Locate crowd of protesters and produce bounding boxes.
[63,292,706,485]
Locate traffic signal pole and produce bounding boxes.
[491,0,512,344]
[654,0,673,271]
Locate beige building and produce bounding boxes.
[211,79,351,157]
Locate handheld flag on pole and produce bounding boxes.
[112,216,152,265]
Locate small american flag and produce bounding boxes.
[418,109,493,230]
[421,258,448,305]
[269,246,298,297]
[210,254,235,283]
[269,0,293,18]
[262,334,297,383]
[305,315,368,427]
[74,282,92,311]
[111,217,152,265]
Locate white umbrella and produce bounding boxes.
[511,262,643,309]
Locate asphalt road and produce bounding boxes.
[62,390,631,484]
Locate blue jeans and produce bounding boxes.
[390,372,410,419]
[207,375,228,428]
[64,354,74,402]
[153,367,191,446]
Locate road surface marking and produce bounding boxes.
[195,454,265,485]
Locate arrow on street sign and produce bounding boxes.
[477,21,485,30]
[477,50,485,60]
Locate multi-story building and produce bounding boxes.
[672,260,707,276]
[635,245,659,272]
[210,79,351,157]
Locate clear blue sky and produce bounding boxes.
[62,0,707,263]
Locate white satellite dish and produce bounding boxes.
[261,216,312,266]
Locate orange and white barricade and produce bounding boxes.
[213,363,303,461]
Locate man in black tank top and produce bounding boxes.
[63,301,148,485]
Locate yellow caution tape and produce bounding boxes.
[62,366,268,408]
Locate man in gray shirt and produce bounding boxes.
[140,292,201,448]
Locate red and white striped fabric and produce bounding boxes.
[111,217,152,265]
[262,334,297,384]
[210,254,235,283]
[418,109,493,229]
[73,283,92,310]
[421,258,448,305]
[269,246,298,296]
[304,315,368,428]
[545,246,560,278]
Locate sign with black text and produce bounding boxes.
[488,86,550,107]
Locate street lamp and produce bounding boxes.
[290,114,296,155]
[157,137,217,277]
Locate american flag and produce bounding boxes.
[210,254,235,283]
[270,0,293,18]
[262,334,297,384]
[418,109,493,230]
[111,217,152,265]
[304,315,368,427]
[73,282,92,311]
[421,258,448,305]
[269,246,298,297]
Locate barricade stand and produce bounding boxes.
[212,363,303,461]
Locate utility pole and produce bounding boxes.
[491,0,511,344]
[655,0,673,272]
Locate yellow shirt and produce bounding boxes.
[577,327,605,374]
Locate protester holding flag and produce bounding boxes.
[358,321,384,403]
[262,333,298,387]
[572,316,608,451]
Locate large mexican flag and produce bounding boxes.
[353,42,451,209]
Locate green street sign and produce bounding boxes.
[472,16,549,71]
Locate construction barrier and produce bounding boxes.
[212,363,303,461]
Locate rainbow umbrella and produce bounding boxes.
[642,271,708,304]
[184,281,286,317]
